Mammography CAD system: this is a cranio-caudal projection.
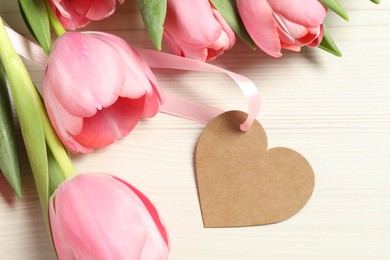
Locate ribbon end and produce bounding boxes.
[240,122,250,132]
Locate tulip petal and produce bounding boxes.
[163,30,183,56]
[237,0,282,57]
[70,0,92,15]
[277,28,295,45]
[308,24,324,47]
[209,31,229,52]
[297,29,320,45]
[47,32,125,117]
[52,0,71,18]
[280,42,301,52]
[165,0,222,48]
[181,47,208,62]
[142,87,161,118]
[96,33,164,105]
[54,0,92,30]
[129,51,164,105]
[44,82,83,136]
[205,49,221,62]
[43,82,92,153]
[73,97,144,148]
[93,33,153,99]
[85,0,116,20]
[274,14,308,40]
[49,201,77,259]
[113,176,170,249]
[268,0,326,27]
[212,8,236,49]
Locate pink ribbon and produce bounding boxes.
[4,25,260,131]
[4,26,48,67]
[137,49,260,131]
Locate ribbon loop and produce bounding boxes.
[137,49,260,131]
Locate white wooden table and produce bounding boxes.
[1,1,389,259]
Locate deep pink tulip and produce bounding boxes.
[43,32,163,153]
[237,0,326,57]
[49,174,170,259]
[163,0,236,61]
[50,0,125,30]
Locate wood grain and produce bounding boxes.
[1,1,389,259]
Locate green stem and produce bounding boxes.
[0,18,75,179]
[44,0,66,36]
[37,95,76,180]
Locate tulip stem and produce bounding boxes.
[40,105,77,180]
[44,0,66,37]
[0,18,75,180]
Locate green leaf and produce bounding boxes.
[319,0,349,21]
[0,61,22,198]
[319,24,342,57]
[0,19,49,225]
[18,0,51,54]
[18,1,40,44]
[137,0,167,51]
[370,0,380,4]
[210,0,256,49]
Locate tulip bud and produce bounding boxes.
[43,31,164,153]
[49,174,170,260]
[163,0,236,61]
[237,0,326,57]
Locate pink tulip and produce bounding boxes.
[49,174,170,259]
[163,0,236,61]
[43,32,163,153]
[237,0,326,57]
[49,0,125,30]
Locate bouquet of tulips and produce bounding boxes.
[0,0,380,259]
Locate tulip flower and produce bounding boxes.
[43,31,164,153]
[237,0,326,57]
[49,0,125,30]
[163,0,236,61]
[49,173,170,259]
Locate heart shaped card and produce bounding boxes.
[195,111,315,228]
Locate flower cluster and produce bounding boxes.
[52,0,328,61]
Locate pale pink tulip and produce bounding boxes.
[237,0,326,57]
[49,0,125,30]
[49,174,170,259]
[43,32,163,153]
[163,0,236,61]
